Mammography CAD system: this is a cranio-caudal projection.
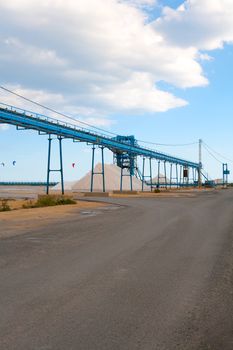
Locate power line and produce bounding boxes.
[0,85,200,150]
[203,142,233,163]
[202,143,222,164]
[0,85,118,137]
[137,140,198,147]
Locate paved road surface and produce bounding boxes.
[0,190,233,349]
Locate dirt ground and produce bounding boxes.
[0,200,106,239]
[107,187,216,198]
[0,186,217,240]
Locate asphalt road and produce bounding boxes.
[0,190,233,349]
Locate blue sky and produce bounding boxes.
[0,0,233,182]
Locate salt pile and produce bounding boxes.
[53,163,150,192]
[72,163,149,191]
[152,173,168,184]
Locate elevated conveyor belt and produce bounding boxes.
[0,102,199,168]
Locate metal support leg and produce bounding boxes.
[46,135,64,195]
[59,137,64,195]
[46,136,52,195]
[149,158,152,192]
[180,166,182,187]
[164,162,167,189]
[183,167,185,185]
[120,166,133,191]
[176,164,179,188]
[129,155,133,192]
[120,167,123,191]
[101,146,105,192]
[141,157,152,192]
[90,146,105,192]
[130,173,133,191]
[142,157,145,191]
[170,163,172,189]
[157,161,160,188]
[91,146,95,192]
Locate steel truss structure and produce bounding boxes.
[0,103,201,193]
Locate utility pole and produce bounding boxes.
[198,139,202,187]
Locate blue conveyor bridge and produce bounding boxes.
[0,102,201,193]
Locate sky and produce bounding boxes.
[0,0,233,182]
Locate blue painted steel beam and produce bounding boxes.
[0,182,58,186]
[0,103,199,168]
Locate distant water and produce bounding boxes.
[0,186,46,199]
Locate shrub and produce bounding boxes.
[56,198,76,205]
[22,200,35,209]
[34,195,76,208]
[0,199,11,212]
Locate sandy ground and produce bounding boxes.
[93,187,217,198]
[0,201,106,239]
[0,185,217,201]
[0,199,34,210]
[0,185,217,240]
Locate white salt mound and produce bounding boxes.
[54,163,150,192]
[152,173,168,184]
[72,163,150,192]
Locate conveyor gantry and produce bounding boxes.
[0,103,199,168]
[0,102,200,193]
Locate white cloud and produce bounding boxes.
[198,53,213,62]
[2,37,66,67]
[121,0,157,8]
[0,84,115,129]
[95,72,187,112]
[80,117,116,128]
[155,0,233,50]
[0,85,65,112]
[0,0,232,126]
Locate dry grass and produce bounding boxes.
[23,195,76,208]
[0,195,77,211]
